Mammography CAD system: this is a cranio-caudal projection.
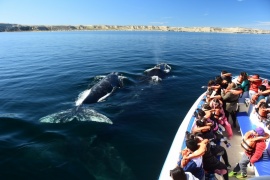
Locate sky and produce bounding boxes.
[0,0,270,30]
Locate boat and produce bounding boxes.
[159,77,270,180]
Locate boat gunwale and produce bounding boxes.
[159,92,205,179]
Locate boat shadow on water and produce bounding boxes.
[0,116,137,180]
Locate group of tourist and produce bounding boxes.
[170,71,270,180]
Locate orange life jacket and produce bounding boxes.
[241,131,269,154]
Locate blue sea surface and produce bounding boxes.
[0,31,270,180]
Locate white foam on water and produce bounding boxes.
[75,89,91,106]
[151,76,162,82]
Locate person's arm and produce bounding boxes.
[192,125,211,133]
[219,108,226,119]
[204,110,213,118]
[180,148,191,167]
[229,88,243,95]
[184,139,208,160]
[222,73,232,77]
[208,84,221,90]
[258,89,270,96]
[221,90,231,101]
[254,99,264,109]
[250,94,259,104]
[248,77,261,82]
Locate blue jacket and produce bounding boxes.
[182,156,204,180]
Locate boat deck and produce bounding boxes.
[158,92,268,180]
[220,121,255,180]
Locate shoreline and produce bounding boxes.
[1,23,270,34]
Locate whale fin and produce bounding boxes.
[39,107,113,124]
[97,87,118,102]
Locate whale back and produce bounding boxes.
[82,73,122,104]
[144,63,171,80]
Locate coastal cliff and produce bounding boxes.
[1,23,270,34]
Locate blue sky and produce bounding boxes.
[0,0,270,29]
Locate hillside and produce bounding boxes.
[1,23,270,34]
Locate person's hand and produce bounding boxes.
[221,89,225,94]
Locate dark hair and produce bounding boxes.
[258,85,266,92]
[186,138,199,152]
[208,80,216,86]
[196,119,205,127]
[215,76,222,84]
[170,167,187,180]
[240,72,248,80]
[185,131,195,141]
[202,103,211,111]
[212,99,220,104]
[194,132,204,138]
[198,109,206,117]
[221,70,228,74]
[259,102,267,108]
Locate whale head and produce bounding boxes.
[144,63,171,82]
[154,63,171,73]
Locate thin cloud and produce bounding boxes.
[237,0,244,2]
[240,22,270,30]
[257,21,270,26]
[204,13,209,16]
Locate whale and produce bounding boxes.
[144,63,171,82]
[39,72,124,124]
[75,72,124,106]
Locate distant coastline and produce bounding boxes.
[1,23,270,34]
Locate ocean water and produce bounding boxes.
[0,31,270,180]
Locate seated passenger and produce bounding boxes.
[254,101,270,122]
[262,79,270,90]
[178,137,205,180]
[250,85,267,105]
[248,74,262,99]
[220,70,232,89]
[206,80,221,103]
[195,133,229,180]
[192,109,213,139]
[194,132,231,169]
[232,72,250,103]
[220,70,232,85]
[170,166,199,180]
[193,109,231,147]
[210,99,233,139]
[229,127,269,179]
[257,81,270,99]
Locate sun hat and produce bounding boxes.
[255,127,265,136]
